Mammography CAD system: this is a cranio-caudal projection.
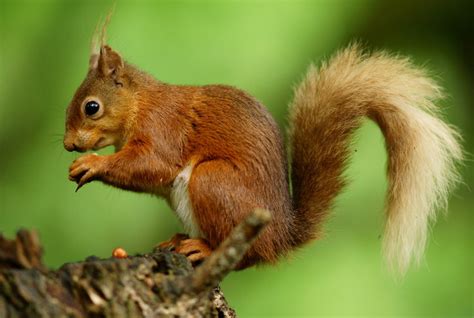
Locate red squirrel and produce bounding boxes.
[64,20,462,274]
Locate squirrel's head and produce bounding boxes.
[64,12,138,152]
[64,44,136,152]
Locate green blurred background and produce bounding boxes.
[0,0,472,316]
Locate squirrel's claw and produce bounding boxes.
[68,153,104,192]
[75,182,86,192]
[75,170,96,191]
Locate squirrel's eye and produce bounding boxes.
[85,101,100,116]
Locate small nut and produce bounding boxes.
[112,247,128,259]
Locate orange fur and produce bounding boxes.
[65,25,462,273]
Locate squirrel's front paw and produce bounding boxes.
[69,153,107,191]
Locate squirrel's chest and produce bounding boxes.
[169,165,202,238]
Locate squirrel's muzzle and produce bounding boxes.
[64,134,86,152]
[64,141,84,152]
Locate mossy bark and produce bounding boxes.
[0,230,234,317]
[0,209,271,317]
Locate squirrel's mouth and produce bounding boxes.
[92,137,112,150]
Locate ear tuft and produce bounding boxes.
[89,5,115,70]
[89,53,99,69]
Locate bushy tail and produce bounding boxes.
[288,44,462,274]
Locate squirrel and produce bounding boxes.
[64,19,462,274]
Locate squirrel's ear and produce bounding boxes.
[98,45,124,77]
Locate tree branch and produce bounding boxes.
[0,209,271,317]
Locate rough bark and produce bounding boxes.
[0,209,271,317]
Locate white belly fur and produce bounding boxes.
[169,164,201,238]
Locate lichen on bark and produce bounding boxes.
[0,209,271,317]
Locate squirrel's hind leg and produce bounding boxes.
[157,234,212,266]
[187,159,283,269]
[157,233,189,250]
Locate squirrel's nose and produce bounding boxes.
[64,141,78,152]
